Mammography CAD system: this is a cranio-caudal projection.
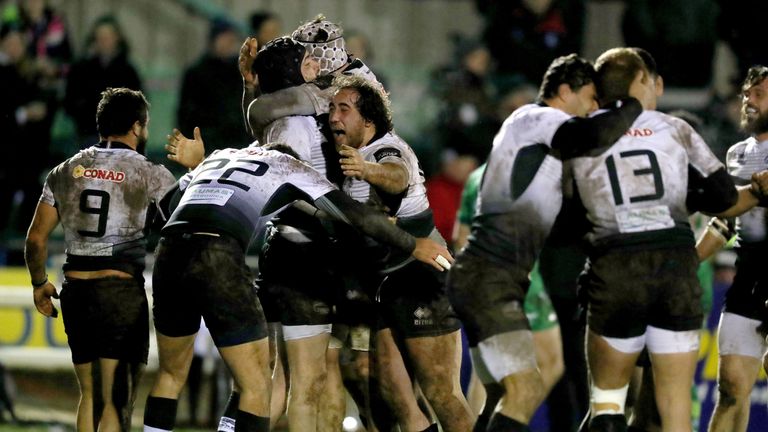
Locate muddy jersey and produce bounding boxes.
[464,104,571,267]
[342,133,429,219]
[40,142,175,277]
[341,132,439,271]
[263,116,328,176]
[727,137,768,245]
[163,146,336,249]
[724,137,768,318]
[570,110,725,250]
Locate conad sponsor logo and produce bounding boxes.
[72,165,125,182]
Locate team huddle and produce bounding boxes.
[22,13,768,432]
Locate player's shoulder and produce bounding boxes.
[505,103,570,131]
[726,137,755,157]
[365,132,413,160]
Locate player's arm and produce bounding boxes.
[24,201,60,318]
[314,190,452,271]
[247,83,334,138]
[696,217,737,261]
[688,166,765,218]
[551,97,643,159]
[239,37,260,137]
[338,144,409,194]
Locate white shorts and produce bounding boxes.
[718,312,768,359]
[598,326,700,354]
[282,324,332,341]
[475,330,538,382]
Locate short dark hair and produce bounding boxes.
[594,47,650,105]
[742,65,768,93]
[96,87,149,138]
[537,54,596,101]
[332,74,393,134]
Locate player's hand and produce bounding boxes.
[33,281,59,318]
[751,170,768,196]
[239,37,259,88]
[166,127,205,169]
[339,144,367,180]
[412,238,454,272]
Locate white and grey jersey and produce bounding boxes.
[262,116,329,176]
[342,133,429,219]
[40,142,176,276]
[727,137,768,245]
[466,104,571,266]
[165,146,336,249]
[570,110,725,249]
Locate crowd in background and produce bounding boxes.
[1,0,766,249]
[1,1,767,427]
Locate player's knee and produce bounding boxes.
[538,346,564,384]
[716,376,749,408]
[420,373,456,405]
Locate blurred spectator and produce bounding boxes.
[426,149,479,249]
[431,35,497,162]
[249,11,281,47]
[699,80,749,162]
[344,29,388,88]
[64,15,142,147]
[2,0,71,87]
[475,0,585,85]
[718,0,768,81]
[177,17,250,153]
[496,82,537,121]
[0,23,52,236]
[622,0,719,87]
[0,0,69,233]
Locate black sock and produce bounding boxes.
[486,413,530,432]
[218,391,240,431]
[143,396,178,431]
[589,414,628,432]
[419,424,439,432]
[234,410,269,432]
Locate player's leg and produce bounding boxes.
[479,330,546,431]
[533,326,564,394]
[381,262,472,431]
[144,332,197,431]
[405,330,474,432]
[97,358,121,432]
[217,337,271,431]
[648,352,696,432]
[708,313,764,432]
[284,328,331,431]
[586,329,643,431]
[375,328,432,430]
[73,362,95,432]
[145,235,219,431]
[526,266,564,395]
[447,254,539,431]
[319,344,346,430]
[268,324,288,429]
[218,328,283,432]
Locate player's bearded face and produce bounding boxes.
[741,79,768,135]
[137,123,149,155]
[330,89,367,148]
